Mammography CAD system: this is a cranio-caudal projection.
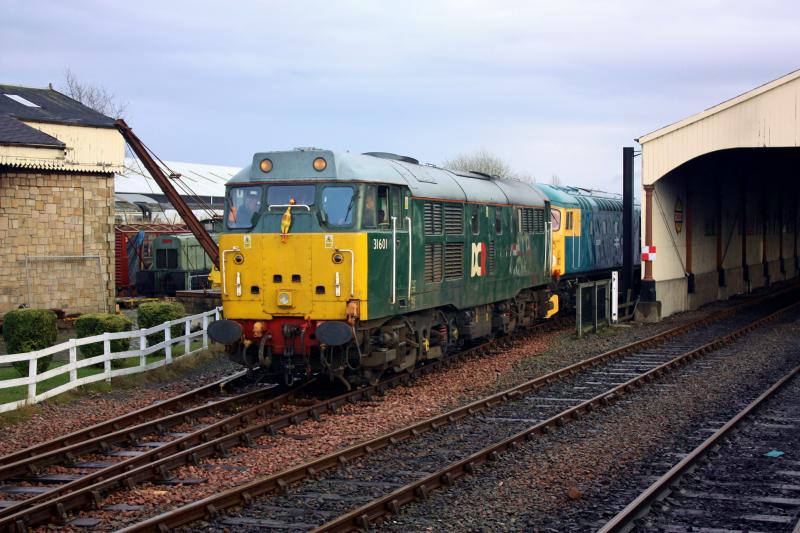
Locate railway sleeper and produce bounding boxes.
[237,304,796,531]
[13,296,792,533]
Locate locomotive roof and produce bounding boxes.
[536,183,639,210]
[228,149,547,207]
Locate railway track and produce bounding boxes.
[598,365,800,533]
[113,288,800,532]
[0,375,285,520]
[0,370,249,469]
[0,315,570,532]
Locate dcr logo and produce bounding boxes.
[471,242,487,277]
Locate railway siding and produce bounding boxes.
[115,288,800,532]
[0,318,568,531]
[600,366,800,532]
[379,302,800,531]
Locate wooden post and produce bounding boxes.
[686,181,692,276]
[779,193,785,273]
[165,323,172,364]
[716,187,724,287]
[202,313,209,349]
[184,319,191,356]
[643,185,654,281]
[103,334,112,382]
[611,271,619,323]
[69,340,77,384]
[741,178,749,284]
[795,202,799,274]
[27,355,37,403]
[762,194,769,284]
[641,184,656,303]
[139,331,147,368]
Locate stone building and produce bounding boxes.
[0,84,124,316]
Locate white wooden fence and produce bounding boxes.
[0,307,222,414]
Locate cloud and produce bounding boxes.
[1,0,797,186]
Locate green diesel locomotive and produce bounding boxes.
[209,150,567,386]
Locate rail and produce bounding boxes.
[114,293,797,533]
[311,300,800,532]
[598,365,800,533]
[0,318,565,533]
[0,307,222,414]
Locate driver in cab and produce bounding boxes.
[229,192,261,227]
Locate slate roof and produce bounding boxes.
[0,83,117,148]
[0,115,64,147]
[0,84,116,127]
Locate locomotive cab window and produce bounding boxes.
[551,208,561,232]
[321,186,355,227]
[156,248,178,269]
[495,207,502,234]
[377,186,391,227]
[470,204,480,234]
[267,185,315,208]
[392,188,404,229]
[566,211,574,231]
[226,185,263,229]
[363,185,377,228]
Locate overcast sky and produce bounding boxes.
[2,0,798,192]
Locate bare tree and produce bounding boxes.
[442,150,516,179]
[61,67,128,119]
[551,174,561,185]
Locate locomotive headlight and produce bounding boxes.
[277,291,292,307]
[312,157,327,171]
[233,254,244,264]
[259,158,273,173]
[332,252,344,264]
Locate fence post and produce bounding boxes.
[103,333,112,382]
[165,323,172,364]
[593,283,599,333]
[215,307,220,321]
[202,313,209,349]
[611,271,619,323]
[139,330,147,368]
[27,353,37,403]
[184,318,191,356]
[69,340,78,384]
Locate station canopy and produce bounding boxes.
[115,157,240,199]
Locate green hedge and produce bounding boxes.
[75,313,133,366]
[138,302,186,347]
[2,308,57,376]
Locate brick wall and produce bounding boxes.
[0,170,115,316]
